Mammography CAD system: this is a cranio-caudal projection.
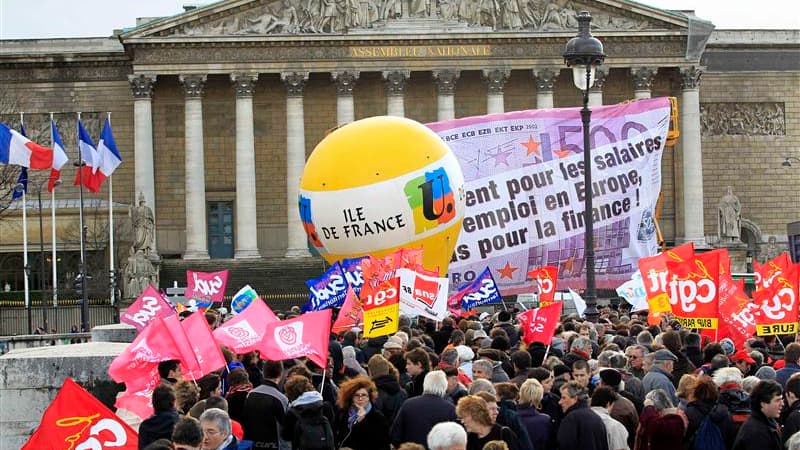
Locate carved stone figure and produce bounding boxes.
[762,236,782,263]
[718,186,741,242]
[130,192,155,258]
[124,250,158,300]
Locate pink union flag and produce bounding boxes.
[108,317,181,383]
[180,312,226,378]
[185,270,229,308]
[213,298,278,354]
[120,285,175,332]
[261,309,332,368]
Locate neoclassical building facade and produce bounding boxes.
[0,0,798,296]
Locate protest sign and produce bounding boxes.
[528,266,558,306]
[304,262,349,312]
[666,251,720,329]
[459,267,503,310]
[361,277,401,338]
[428,98,671,294]
[120,285,174,332]
[185,270,228,308]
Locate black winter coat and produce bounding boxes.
[373,374,408,422]
[684,400,736,450]
[138,409,179,449]
[782,400,800,446]
[556,400,609,450]
[390,394,458,447]
[732,410,782,450]
[335,406,391,450]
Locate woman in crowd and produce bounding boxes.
[516,378,552,450]
[635,389,686,450]
[224,368,251,424]
[335,375,391,450]
[455,395,520,450]
[684,376,735,448]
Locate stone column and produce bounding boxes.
[680,66,707,247]
[128,74,157,253]
[231,73,261,259]
[433,69,459,121]
[332,70,359,126]
[588,68,607,107]
[282,72,311,258]
[383,70,409,117]
[179,75,209,260]
[534,68,557,109]
[483,68,510,114]
[632,67,657,100]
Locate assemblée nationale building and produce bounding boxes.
[0,0,797,300]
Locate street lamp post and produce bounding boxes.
[563,11,605,322]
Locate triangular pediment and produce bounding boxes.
[120,0,696,40]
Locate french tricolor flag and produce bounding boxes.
[48,120,69,192]
[91,118,122,192]
[73,120,101,192]
[0,122,53,169]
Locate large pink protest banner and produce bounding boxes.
[120,285,175,332]
[427,98,671,294]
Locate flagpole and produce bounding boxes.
[50,112,58,308]
[18,113,32,334]
[107,112,115,310]
[319,369,326,395]
[543,344,550,361]
[21,182,31,334]
[76,112,89,332]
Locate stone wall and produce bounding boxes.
[699,71,800,254]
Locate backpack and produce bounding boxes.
[692,415,726,450]
[293,408,335,450]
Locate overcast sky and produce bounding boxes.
[0,0,798,39]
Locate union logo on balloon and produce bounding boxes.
[298,116,466,275]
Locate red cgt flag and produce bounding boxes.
[260,309,332,368]
[213,298,279,354]
[518,301,562,345]
[22,378,138,450]
[528,266,558,306]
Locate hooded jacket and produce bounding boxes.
[373,374,408,422]
[281,391,336,448]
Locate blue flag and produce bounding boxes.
[302,262,349,312]
[460,267,503,310]
[340,256,366,297]
[11,123,28,200]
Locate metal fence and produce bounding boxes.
[0,305,117,336]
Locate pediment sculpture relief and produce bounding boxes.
[166,0,651,35]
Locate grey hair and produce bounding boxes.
[637,331,654,346]
[571,336,592,352]
[427,421,468,450]
[713,367,743,387]
[560,381,588,401]
[440,348,459,367]
[468,378,496,395]
[742,376,761,394]
[646,389,674,411]
[199,408,231,436]
[643,353,656,366]
[787,429,800,450]
[473,359,493,375]
[607,352,629,370]
[597,350,616,368]
[423,370,448,397]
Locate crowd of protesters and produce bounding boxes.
[134,305,800,450]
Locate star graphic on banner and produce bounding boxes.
[486,145,513,167]
[521,135,541,157]
[497,262,518,280]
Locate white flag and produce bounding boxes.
[616,271,649,312]
[568,288,587,318]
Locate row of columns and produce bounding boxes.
[128,65,706,259]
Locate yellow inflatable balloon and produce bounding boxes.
[299,116,466,276]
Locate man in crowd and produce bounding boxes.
[642,349,678,405]
[241,360,288,449]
